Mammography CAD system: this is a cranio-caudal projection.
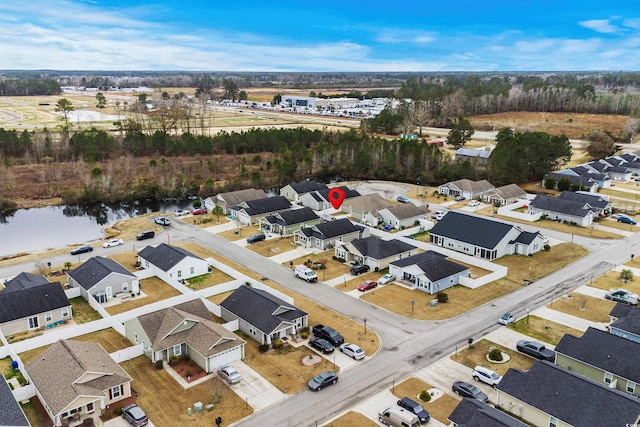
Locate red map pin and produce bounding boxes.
[328,187,346,209]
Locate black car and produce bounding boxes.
[309,337,335,354]
[136,230,155,241]
[247,233,266,244]
[308,371,338,391]
[70,245,93,255]
[121,404,149,427]
[350,264,370,275]
[397,397,430,423]
[452,381,488,403]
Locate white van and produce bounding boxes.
[378,407,420,427]
[294,265,318,282]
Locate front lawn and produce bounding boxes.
[507,315,583,345]
[285,252,351,281]
[325,411,378,427]
[245,236,298,257]
[390,378,460,425]
[547,293,615,323]
[450,339,535,376]
[588,270,640,295]
[105,277,181,315]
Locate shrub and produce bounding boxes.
[436,292,449,303]
[488,348,504,362]
[155,360,163,369]
[169,355,179,366]
[114,406,124,416]
[301,331,309,339]
[259,344,269,353]
[185,370,192,378]
[272,339,284,349]
[543,244,551,251]
[300,326,310,334]
[419,389,431,402]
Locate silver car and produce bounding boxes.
[379,274,396,285]
[218,366,241,384]
[605,289,639,305]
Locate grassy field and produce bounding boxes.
[390,378,460,425]
[507,315,584,345]
[285,252,352,281]
[245,236,298,257]
[450,339,535,376]
[547,292,615,323]
[105,276,181,315]
[325,411,379,427]
[589,270,640,294]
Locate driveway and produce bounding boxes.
[228,362,286,411]
[104,416,156,427]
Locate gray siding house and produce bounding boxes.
[137,243,210,282]
[609,303,640,344]
[293,218,368,250]
[334,237,417,271]
[259,207,322,236]
[67,256,139,303]
[389,251,470,294]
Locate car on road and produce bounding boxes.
[516,340,556,362]
[612,213,629,220]
[154,216,171,226]
[174,209,190,216]
[452,381,488,402]
[397,195,410,203]
[619,216,637,225]
[498,312,516,325]
[350,264,370,275]
[121,404,149,427]
[397,396,430,423]
[379,273,396,285]
[308,371,338,391]
[218,365,241,384]
[70,245,93,255]
[191,208,208,215]
[339,343,365,360]
[309,337,335,354]
[472,366,502,387]
[605,288,639,305]
[468,200,480,207]
[358,280,378,291]
[136,230,155,241]
[102,239,124,248]
[247,233,266,244]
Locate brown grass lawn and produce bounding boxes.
[240,333,338,394]
[103,214,163,241]
[107,250,141,272]
[18,346,48,365]
[105,277,181,316]
[285,251,352,281]
[218,225,261,241]
[245,236,298,257]
[325,411,378,427]
[599,217,640,232]
[184,270,235,291]
[492,215,624,239]
[507,315,583,345]
[589,270,640,294]
[73,328,133,353]
[547,293,615,323]
[450,339,535,376]
[391,378,460,425]
[122,356,252,427]
[70,296,102,323]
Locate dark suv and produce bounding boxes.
[397,397,430,423]
[350,264,370,275]
[136,230,155,241]
[247,233,266,244]
[121,404,149,426]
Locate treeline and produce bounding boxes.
[0,79,60,96]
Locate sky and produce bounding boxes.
[1,1,640,72]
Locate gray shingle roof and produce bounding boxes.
[0,377,29,426]
[220,285,307,334]
[448,398,527,427]
[287,180,328,194]
[3,272,50,292]
[217,188,267,206]
[347,237,416,260]
[300,218,363,239]
[512,230,540,245]
[137,243,203,272]
[67,256,136,289]
[241,196,292,216]
[317,186,360,201]
[429,212,516,250]
[0,281,69,323]
[558,191,611,210]
[391,251,469,282]
[555,327,640,383]
[263,207,319,226]
[529,195,595,218]
[448,179,494,193]
[382,203,430,220]
[497,361,640,426]
[484,184,527,200]
[343,193,393,212]
[609,303,640,335]
[546,172,597,188]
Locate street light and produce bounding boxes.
[364,318,367,335]
[411,300,415,315]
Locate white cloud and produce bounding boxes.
[578,19,619,34]
[374,29,436,44]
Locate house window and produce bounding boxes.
[28,316,39,329]
[173,344,182,356]
[62,307,70,318]
[604,372,613,384]
[190,267,195,275]
[142,341,147,351]
[111,385,121,399]
[86,402,94,413]
[134,333,139,344]
[123,282,128,292]
[45,312,52,322]
[549,416,557,427]
[177,270,182,278]
[627,380,635,394]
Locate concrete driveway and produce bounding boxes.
[104,416,156,427]
[227,362,286,411]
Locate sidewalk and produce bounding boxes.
[531,305,608,331]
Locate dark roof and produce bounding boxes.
[555,327,640,383]
[0,281,69,323]
[448,398,527,427]
[288,180,328,194]
[348,237,416,259]
[429,212,516,250]
[242,196,292,216]
[0,377,30,426]
[263,207,319,226]
[546,172,597,188]
[220,285,307,334]
[301,218,363,239]
[558,191,611,210]
[571,166,609,181]
[3,272,50,292]
[512,230,540,245]
[138,243,203,272]
[609,303,640,335]
[497,361,640,426]
[529,195,594,218]
[67,256,136,290]
[391,251,468,282]
[317,186,360,201]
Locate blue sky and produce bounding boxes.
[1,1,639,71]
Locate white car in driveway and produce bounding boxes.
[218,366,242,384]
[102,238,124,248]
[339,343,365,360]
[469,200,480,207]
[174,209,190,217]
[379,274,396,285]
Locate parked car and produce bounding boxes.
[350,264,370,275]
[308,371,338,391]
[516,340,556,362]
[605,288,639,305]
[191,208,208,215]
[121,404,149,427]
[397,396,430,423]
[174,209,190,216]
[136,230,155,241]
[218,365,241,384]
[102,238,124,248]
[498,312,516,325]
[451,381,488,402]
[379,273,396,285]
[339,343,365,360]
[472,366,502,387]
[312,324,344,346]
[294,265,318,282]
[397,195,410,203]
[70,245,93,255]
[431,211,447,221]
[454,195,465,202]
[469,200,480,207]
[612,213,629,220]
[358,280,378,291]
[309,337,335,354]
[154,216,171,226]
[619,216,637,225]
[379,407,420,427]
[247,233,266,244]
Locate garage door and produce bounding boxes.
[209,346,242,371]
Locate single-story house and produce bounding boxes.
[585,159,632,182]
[496,361,640,427]
[438,179,495,200]
[555,327,640,397]
[124,299,246,373]
[26,339,134,427]
[67,256,140,303]
[341,193,394,221]
[293,218,369,250]
[617,153,640,176]
[448,397,527,427]
[389,251,470,294]
[138,243,210,282]
[220,285,308,345]
[481,183,528,206]
[280,180,328,202]
[259,207,322,236]
[0,376,29,426]
[377,203,430,230]
[300,186,360,211]
[557,191,612,217]
[0,280,71,336]
[229,195,292,225]
[528,194,598,227]
[3,271,50,290]
[455,147,491,165]
[543,171,601,193]
[335,237,417,271]
[429,211,544,260]
[609,303,640,344]
[204,188,267,213]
